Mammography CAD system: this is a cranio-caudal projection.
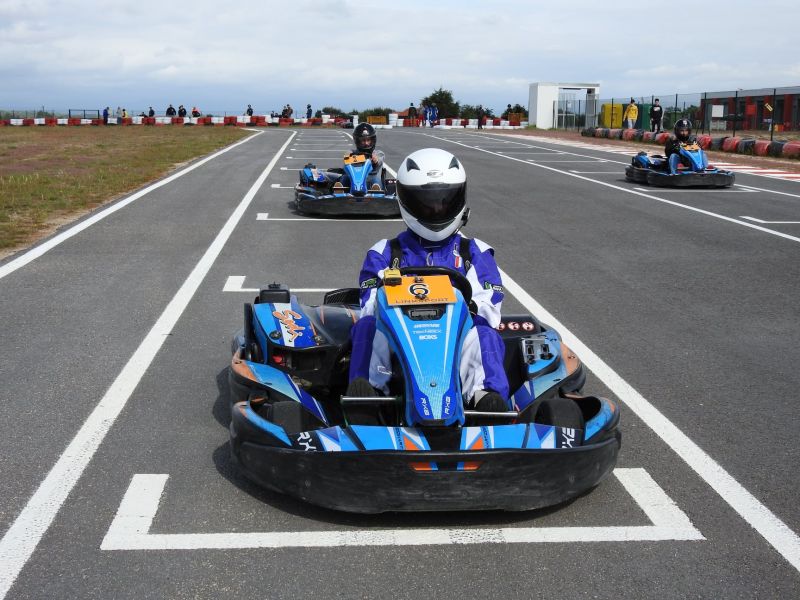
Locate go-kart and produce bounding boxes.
[228,267,620,513]
[625,141,735,187]
[294,152,399,216]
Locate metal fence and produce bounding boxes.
[553,86,800,140]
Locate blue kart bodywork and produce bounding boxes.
[294,153,399,216]
[228,273,620,513]
[625,143,735,187]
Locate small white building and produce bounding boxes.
[528,82,600,129]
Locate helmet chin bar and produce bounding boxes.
[401,205,468,242]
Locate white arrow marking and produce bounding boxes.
[101,469,702,550]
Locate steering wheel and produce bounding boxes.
[398,266,472,306]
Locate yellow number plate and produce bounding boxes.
[344,154,367,165]
[384,275,457,306]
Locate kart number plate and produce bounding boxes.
[385,275,457,306]
[344,154,367,165]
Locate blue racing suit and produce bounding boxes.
[349,230,509,403]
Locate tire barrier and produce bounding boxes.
[696,135,713,150]
[642,131,655,142]
[722,137,742,152]
[582,127,595,137]
[609,128,623,139]
[736,139,756,155]
[753,140,771,156]
[655,132,671,144]
[781,141,800,158]
[710,137,726,150]
[768,141,785,157]
[594,128,609,138]
[622,129,637,141]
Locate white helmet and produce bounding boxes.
[396,148,468,242]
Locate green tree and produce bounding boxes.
[316,106,345,118]
[358,106,394,121]
[502,103,528,119]
[420,88,460,119]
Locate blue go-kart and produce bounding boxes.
[294,152,399,216]
[228,267,620,513]
[626,141,735,187]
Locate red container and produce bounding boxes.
[172,117,184,125]
[68,118,82,126]
[22,118,35,126]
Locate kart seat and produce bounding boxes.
[324,288,361,305]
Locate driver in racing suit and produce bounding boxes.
[349,122,385,189]
[665,118,703,174]
[346,148,510,413]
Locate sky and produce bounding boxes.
[1,0,798,115]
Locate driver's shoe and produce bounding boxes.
[474,391,509,412]
[346,377,378,398]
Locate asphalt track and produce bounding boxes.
[1,127,799,598]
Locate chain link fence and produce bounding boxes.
[553,86,800,141]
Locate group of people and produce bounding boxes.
[165,104,201,118]
[406,102,439,127]
[623,98,665,133]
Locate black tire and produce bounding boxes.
[534,397,585,446]
[243,303,262,362]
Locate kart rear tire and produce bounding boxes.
[534,397,585,445]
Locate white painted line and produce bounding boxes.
[264,218,403,222]
[100,469,702,550]
[734,184,800,199]
[0,131,297,600]
[256,213,269,220]
[500,269,800,573]
[740,216,800,224]
[570,170,620,174]
[279,167,289,171]
[270,184,294,189]
[632,187,756,194]
[289,149,347,152]
[427,134,800,246]
[223,276,331,293]
[0,130,264,281]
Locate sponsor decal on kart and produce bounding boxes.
[360,277,378,289]
[483,281,503,293]
[272,309,305,342]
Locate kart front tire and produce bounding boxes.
[534,397,585,445]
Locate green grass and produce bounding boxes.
[0,126,249,250]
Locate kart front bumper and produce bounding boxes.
[295,191,400,216]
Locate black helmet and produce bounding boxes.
[674,118,691,142]
[353,123,377,153]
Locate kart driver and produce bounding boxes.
[351,122,385,189]
[346,148,510,413]
[665,118,702,174]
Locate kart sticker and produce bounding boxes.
[384,275,456,306]
[272,309,305,342]
[483,281,503,293]
[360,277,378,290]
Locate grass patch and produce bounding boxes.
[0,126,249,251]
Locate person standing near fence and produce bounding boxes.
[103,107,109,124]
[477,105,484,129]
[407,102,417,126]
[650,98,663,133]
[429,103,438,127]
[623,98,638,129]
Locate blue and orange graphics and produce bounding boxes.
[253,298,317,349]
[375,287,472,426]
[341,154,374,194]
[240,361,327,425]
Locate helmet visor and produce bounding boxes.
[356,136,375,151]
[397,182,466,229]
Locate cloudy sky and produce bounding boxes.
[2,0,798,115]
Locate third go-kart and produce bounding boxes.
[294,152,399,216]
[228,267,620,513]
[625,141,735,187]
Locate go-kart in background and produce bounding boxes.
[0,128,798,598]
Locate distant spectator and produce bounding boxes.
[122,108,128,118]
[407,102,417,125]
[103,106,109,124]
[650,98,663,133]
[246,104,254,117]
[191,107,201,117]
[178,105,187,118]
[623,98,638,129]
[287,104,293,118]
[115,106,122,119]
[477,105,485,129]
[429,103,438,127]
[148,106,155,117]
[306,104,312,119]
[503,103,512,119]
[420,104,428,127]
[166,104,176,117]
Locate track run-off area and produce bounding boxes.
[1,128,799,598]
